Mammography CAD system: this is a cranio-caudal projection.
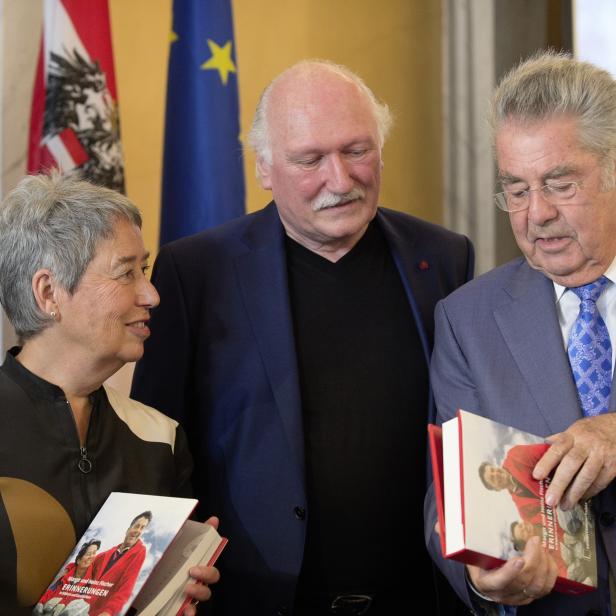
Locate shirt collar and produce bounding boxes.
[553,256,616,303]
[2,346,66,400]
[2,346,105,404]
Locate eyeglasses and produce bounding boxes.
[494,180,583,212]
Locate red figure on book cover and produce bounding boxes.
[88,512,150,616]
[479,443,547,519]
[37,540,100,609]
[502,444,547,519]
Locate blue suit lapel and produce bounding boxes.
[377,210,439,423]
[233,204,305,475]
[377,211,430,361]
[494,263,581,434]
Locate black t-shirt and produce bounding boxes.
[286,221,434,608]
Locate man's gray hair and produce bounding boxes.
[247,60,393,169]
[491,50,616,188]
[0,173,142,341]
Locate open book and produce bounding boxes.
[429,410,596,596]
[34,492,227,616]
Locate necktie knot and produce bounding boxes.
[569,276,609,303]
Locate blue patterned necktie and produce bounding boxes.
[567,276,612,416]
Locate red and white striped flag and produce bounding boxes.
[28,0,125,192]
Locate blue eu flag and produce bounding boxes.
[160,0,245,245]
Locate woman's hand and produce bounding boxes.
[181,516,221,616]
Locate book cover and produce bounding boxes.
[33,492,224,616]
[429,410,597,595]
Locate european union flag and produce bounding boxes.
[160,0,245,245]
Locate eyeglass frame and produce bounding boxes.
[494,180,585,212]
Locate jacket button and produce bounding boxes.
[294,506,306,520]
[600,511,615,527]
[276,605,289,616]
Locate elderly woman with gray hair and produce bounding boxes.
[0,173,218,614]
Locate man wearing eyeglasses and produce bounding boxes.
[427,51,616,614]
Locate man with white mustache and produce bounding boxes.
[133,60,473,616]
[311,187,365,212]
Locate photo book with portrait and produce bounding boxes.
[429,410,596,595]
[33,492,227,616]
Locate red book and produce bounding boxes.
[429,410,597,596]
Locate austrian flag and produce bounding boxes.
[28,0,125,192]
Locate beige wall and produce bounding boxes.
[3,1,442,258]
[108,0,171,258]
[234,0,443,223]
[109,0,443,256]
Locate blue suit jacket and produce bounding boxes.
[427,256,616,615]
[132,202,473,615]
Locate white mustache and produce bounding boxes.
[311,187,366,212]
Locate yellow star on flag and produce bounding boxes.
[200,39,236,85]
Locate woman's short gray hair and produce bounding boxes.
[247,60,393,169]
[0,173,142,341]
[491,50,616,188]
